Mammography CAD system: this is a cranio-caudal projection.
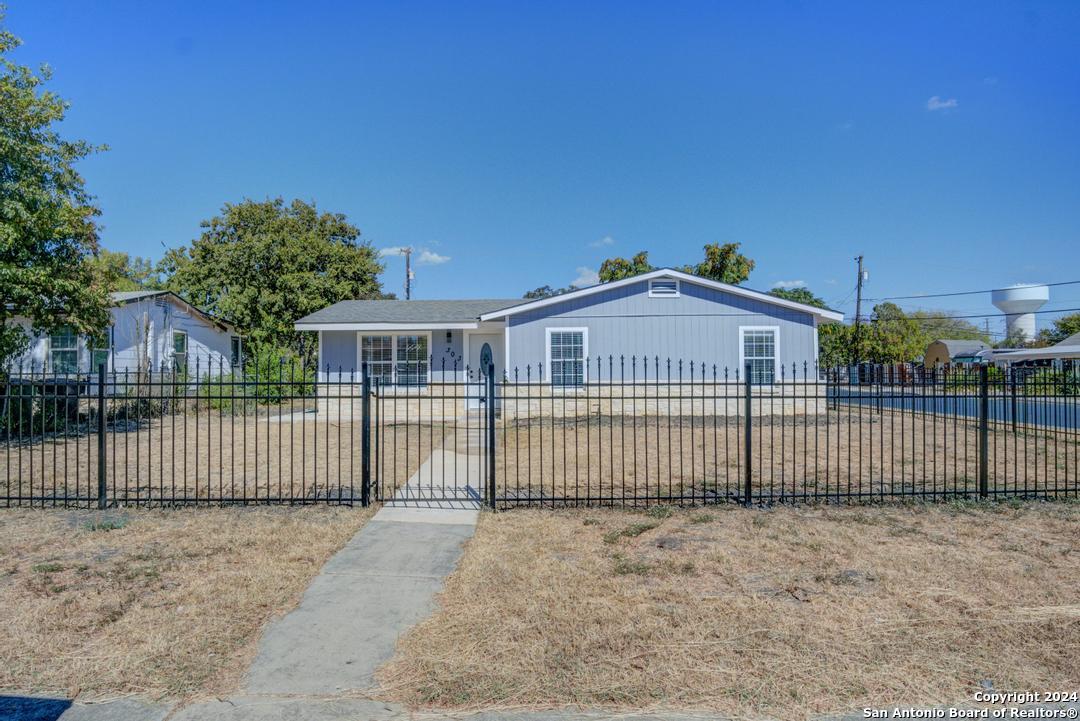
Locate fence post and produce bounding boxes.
[486,362,497,510]
[978,363,989,499]
[97,363,107,510]
[744,361,752,507]
[361,363,371,507]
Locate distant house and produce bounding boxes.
[924,339,990,366]
[988,331,1080,365]
[8,291,242,375]
[295,268,843,385]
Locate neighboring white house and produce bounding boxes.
[8,291,242,375]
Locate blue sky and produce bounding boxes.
[9,1,1080,335]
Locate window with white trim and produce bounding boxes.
[360,333,429,386]
[395,335,429,385]
[90,327,112,372]
[360,335,394,384]
[648,278,680,297]
[172,331,188,374]
[742,329,776,384]
[550,331,585,386]
[50,326,78,374]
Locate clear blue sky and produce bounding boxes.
[9,1,1080,335]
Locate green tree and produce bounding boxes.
[598,251,654,283]
[818,322,853,367]
[160,198,384,355]
[87,249,160,292]
[0,14,109,368]
[681,242,754,285]
[862,302,924,363]
[768,286,828,309]
[1034,311,1080,346]
[522,285,573,299]
[908,310,989,345]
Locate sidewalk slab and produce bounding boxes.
[170,697,403,721]
[244,518,474,696]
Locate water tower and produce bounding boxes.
[991,284,1049,341]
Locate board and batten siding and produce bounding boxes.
[506,279,819,380]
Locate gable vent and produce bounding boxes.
[648,279,680,297]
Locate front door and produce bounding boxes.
[467,332,503,380]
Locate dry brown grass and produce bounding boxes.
[378,501,1080,719]
[0,506,371,699]
[1,415,435,504]
[495,411,1078,503]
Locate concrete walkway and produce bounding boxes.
[245,506,477,695]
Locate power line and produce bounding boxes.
[853,306,1080,322]
[864,279,1080,302]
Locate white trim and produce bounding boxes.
[296,321,479,332]
[504,324,511,377]
[479,268,844,322]
[648,278,680,298]
[317,330,324,374]
[545,327,589,385]
[356,330,433,385]
[739,326,780,383]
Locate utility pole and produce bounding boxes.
[852,255,865,367]
[403,247,414,300]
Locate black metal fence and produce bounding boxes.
[2,359,1077,508]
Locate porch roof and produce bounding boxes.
[294,299,522,331]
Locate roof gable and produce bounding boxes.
[479,269,844,322]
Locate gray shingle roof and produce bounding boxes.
[296,299,524,325]
[1056,332,1080,347]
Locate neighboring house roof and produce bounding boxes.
[1056,331,1080,347]
[109,290,238,333]
[928,339,990,358]
[294,299,522,330]
[479,269,844,323]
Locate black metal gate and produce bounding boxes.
[366,362,496,508]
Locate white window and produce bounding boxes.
[91,327,113,372]
[360,335,394,384]
[359,333,429,386]
[395,335,429,385]
[548,329,586,387]
[173,331,188,374]
[741,327,778,384]
[648,278,680,297]
[49,326,79,374]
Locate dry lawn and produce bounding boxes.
[378,501,1080,719]
[0,506,372,698]
[1,415,436,504]
[496,411,1078,503]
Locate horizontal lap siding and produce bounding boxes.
[507,279,817,380]
[320,329,464,382]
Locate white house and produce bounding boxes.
[8,291,242,375]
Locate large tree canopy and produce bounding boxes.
[1035,312,1080,346]
[87,249,160,292]
[160,198,385,353]
[598,250,653,283]
[596,243,754,285]
[767,286,828,309]
[0,15,109,368]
